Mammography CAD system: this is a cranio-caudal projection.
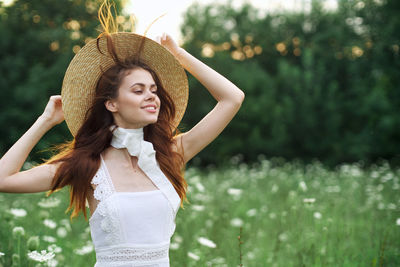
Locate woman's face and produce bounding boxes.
[105,67,161,129]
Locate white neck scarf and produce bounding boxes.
[109,125,180,214]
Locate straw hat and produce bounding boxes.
[61,32,189,136]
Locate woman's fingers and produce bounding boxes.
[41,95,65,125]
[155,32,182,57]
[154,33,168,45]
[155,35,161,44]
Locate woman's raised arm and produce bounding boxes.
[0,95,64,193]
[156,33,245,164]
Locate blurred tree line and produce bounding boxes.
[179,0,400,167]
[0,0,399,168]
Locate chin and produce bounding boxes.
[146,118,158,125]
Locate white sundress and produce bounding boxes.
[88,154,180,267]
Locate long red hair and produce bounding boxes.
[42,2,188,220]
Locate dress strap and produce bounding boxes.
[91,154,116,202]
[90,154,123,245]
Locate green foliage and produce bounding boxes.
[0,0,399,167]
[0,161,399,266]
[0,0,124,163]
[180,0,400,167]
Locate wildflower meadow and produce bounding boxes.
[0,156,399,266]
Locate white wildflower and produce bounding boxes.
[247,251,256,260]
[355,1,365,10]
[47,244,62,253]
[12,226,25,237]
[0,251,4,257]
[381,173,393,183]
[170,242,180,250]
[371,171,379,179]
[188,251,200,261]
[191,205,205,211]
[350,166,362,177]
[60,219,72,231]
[208,257,227,265]
[396,218,400,226]
[38,197,61,208]
[195,182,205,192]
[193,193,211,202]
[303,198,316,204]
[189,175,201,183]
[43,219,57,229]
[227,188,242,196]
[299,181,308,191]
[246,208,257,217]
[313,212,322,219]
[230,218,244,227]
[74,242,94,255]
[278,232,288,242]
[10,208,27,217]
[197,237,217,248]
[271,184,279,193]
[173,235,183,243]
[42,236,56,243]
[47,258,59,267]
[57,227,68,238]
[27,250,55,262]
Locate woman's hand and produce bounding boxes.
[155,32,184,59]
[40,95,65,126]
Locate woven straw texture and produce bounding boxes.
[61,32,188,136]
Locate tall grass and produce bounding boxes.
[0,157,399,266]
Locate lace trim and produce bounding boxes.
[91,157,122,245]
[92,157,115,202]
[96,243,170,263]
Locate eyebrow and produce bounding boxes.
[130,83,157,89]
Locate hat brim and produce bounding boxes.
[61,32,188,137]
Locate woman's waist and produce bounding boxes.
[95,241,170,264]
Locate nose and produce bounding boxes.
[145,89,156,100]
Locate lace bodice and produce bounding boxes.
[88,154,180,267]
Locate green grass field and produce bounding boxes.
[0,157,399,266]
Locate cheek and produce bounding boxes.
[120,93,141,106]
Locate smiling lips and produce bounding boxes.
[142,104,157,113]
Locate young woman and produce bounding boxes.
[0,2,244,266]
